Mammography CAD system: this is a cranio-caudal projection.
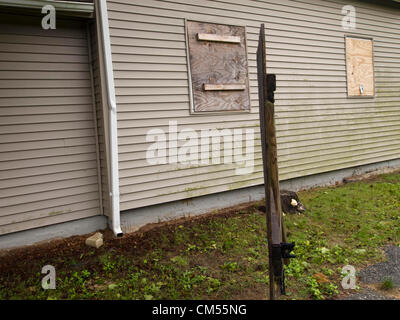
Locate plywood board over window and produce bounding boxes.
[346,37,375,97]
[186,20,250,112]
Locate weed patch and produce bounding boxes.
[0,172,399,299]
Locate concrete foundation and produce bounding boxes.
[1,158,399,250]
[0,216,107,251]
[120,158,400,234]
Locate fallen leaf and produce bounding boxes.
[108,283,118,290]
[313,273,329,284]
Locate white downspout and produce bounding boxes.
[98,0,123,237]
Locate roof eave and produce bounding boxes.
[0,0,94,17]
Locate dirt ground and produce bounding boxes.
[1,168,399,300]
[0,202,258,279]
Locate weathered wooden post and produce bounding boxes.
[256,24,295,300]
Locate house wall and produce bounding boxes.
[90,20,111,217]
[2,156,399,250]
[0,13,102,234]
[106,0,400,212]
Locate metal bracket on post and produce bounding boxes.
[272,242,296,295]
[281,242,296,259]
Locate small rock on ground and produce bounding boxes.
[85,232,104,248]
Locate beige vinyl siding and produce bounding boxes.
[107,0,400,211]
[0,13,101,234]
[89,21,111,217]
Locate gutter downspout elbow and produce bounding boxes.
[98,0,123,237]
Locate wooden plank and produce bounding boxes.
[257,23,285,300]
[203,83,246,91]
[197,33,241,43]
[346,37,375,96]
[187,20,250,112]
[257,23,274,299]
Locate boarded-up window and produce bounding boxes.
[346,37,375,97]
[186,21,250,112]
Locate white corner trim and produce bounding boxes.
[0,0,94,13]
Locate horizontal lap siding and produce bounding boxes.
[107,0,400,211]
[90,22,111,217]
[0,14,101,234]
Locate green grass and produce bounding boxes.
[0,171,399,300]
[380,278,395,291]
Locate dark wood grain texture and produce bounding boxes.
[256,24,284,300]
[187,21,250,112]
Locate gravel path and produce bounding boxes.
[341,288,394,300]
[358,246,400,286]
[341,245,399,300]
